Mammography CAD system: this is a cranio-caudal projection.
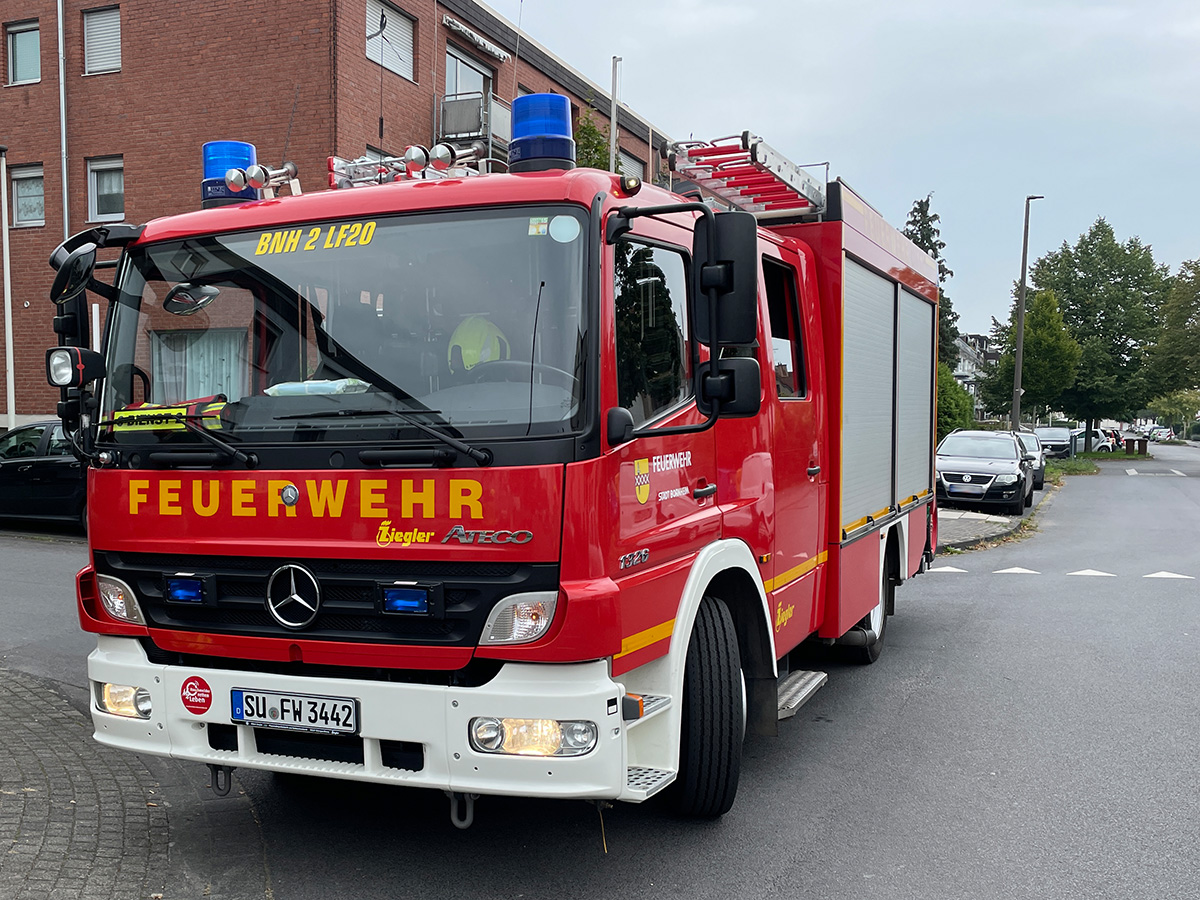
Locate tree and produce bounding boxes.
[1145,259,1200,398]
[936,362,974,442]
[903,194,960,370]
[1146,389,1200,433]
[1030,218,1170,444]
[574,106,611,171]
[976,290,1080,423]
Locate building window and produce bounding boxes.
[365,0,414,82]
[10,165,44,227]
[6,20,39,84]
[618,151,644,180]
[445,45,490,98]
[83,7,121,74]
[87,156,123,221]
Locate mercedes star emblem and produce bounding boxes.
[280,483,300,507]
[266,564,321,630]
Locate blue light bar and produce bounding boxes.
[165,578,204,604]
[509,93,576,173]
[201,140,258,208]
[383,587,429,615]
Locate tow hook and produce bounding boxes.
[445,791,478,829]
[208,764,235,797]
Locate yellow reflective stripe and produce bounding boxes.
[614,619,675,660]
[842,515,871,533]
[872,505,892,521]
[764,550,828,592]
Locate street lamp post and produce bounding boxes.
[1,144,15,433]
[1011,194,1043,429]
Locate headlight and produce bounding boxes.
[468,716,597,757]
[479,592,558,645]
[994,474,1019,485]
[95,682,152,719]
[95,575,145,624]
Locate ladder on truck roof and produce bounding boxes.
[667,132,827,220]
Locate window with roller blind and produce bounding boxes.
[83,7,120,74]
[365,0,415,82]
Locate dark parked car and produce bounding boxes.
[1034,426,1072,459]
[0,421,86,529]
[936,430,1034,516]
[1014,431,1046,490]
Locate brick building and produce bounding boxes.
[0,0,665,420]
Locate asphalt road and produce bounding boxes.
[1,444,1197,899]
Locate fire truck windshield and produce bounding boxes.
[100,206,588,448]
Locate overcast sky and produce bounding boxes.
[482,0,1199,337]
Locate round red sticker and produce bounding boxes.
[180,676,213,715]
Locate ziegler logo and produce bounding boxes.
[180,676,213,715]
[775,603,795,632]
[376,521,436,547]
[441,525,533,544]
[634,459,650,505]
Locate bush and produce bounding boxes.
[1189,423,1200,438]
[936,363,973,443]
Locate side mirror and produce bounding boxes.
[692,211,758,345]
[49,242,98,305]
[695,357,761,417]
[606,406,635,447]
[47,346,106,389]
[163,283,220,316]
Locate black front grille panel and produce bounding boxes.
[96,551,558,648]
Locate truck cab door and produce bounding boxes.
[605,229,720,672]
[762,250,825,651]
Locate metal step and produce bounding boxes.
[777,669,828,720]
[625,766,675,800]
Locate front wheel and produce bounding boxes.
[667,595,743,818]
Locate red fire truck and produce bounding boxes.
[44,95,937,825]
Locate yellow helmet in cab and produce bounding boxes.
[448,316,510,373]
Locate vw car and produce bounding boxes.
[936,430,1034,516]
[0,421,87,529]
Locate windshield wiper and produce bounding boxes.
[98,412,258,467]
[275,407,492,466]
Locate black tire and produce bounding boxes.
[848,565,891,665]
[1024,485,1034,507]
[667,595,743,818]
[1034,475,1044,490]
[79,502,88,534]
[1008,497,1024,516]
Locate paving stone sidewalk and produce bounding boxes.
[0,668,269,900]
[936,485,1056,551]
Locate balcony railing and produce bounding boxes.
[437,92,511,147]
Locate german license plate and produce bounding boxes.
[230,689,358,735]
[947,484,985,496]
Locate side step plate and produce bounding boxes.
[777,669,828,720]
[625,766,674,800]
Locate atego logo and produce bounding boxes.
[181,676,213,715]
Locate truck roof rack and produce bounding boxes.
[667,132,827,220]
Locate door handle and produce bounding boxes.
[807,465,821,477]
[17,465,32,473]
[693,483,717,499]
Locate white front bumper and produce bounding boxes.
[88,636,632,800]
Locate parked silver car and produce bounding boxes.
[1014,431,1046,490]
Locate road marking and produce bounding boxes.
[1171,469,1187,477]
[1068,569,1116,577]
[1143,571,1195,579]
[929,566,968,573]
[1126,468,1138,475]
[993,567,1040,574]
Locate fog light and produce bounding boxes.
[95,682,152,719]
[467,717,597,757]
[96,575,145,624]
[48,349,74,386]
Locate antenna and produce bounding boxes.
[511,0,524,100]
[368,11,386,142]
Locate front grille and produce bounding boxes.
[98,551,557,648]
[941,472,996,486]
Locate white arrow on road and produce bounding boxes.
[993,567,1040,574]
[1068,569,1116,577]
[929,566,968,573]
[1143,571,1195,579]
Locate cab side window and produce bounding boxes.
[614,241,691,426]
[763,257,806,399]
